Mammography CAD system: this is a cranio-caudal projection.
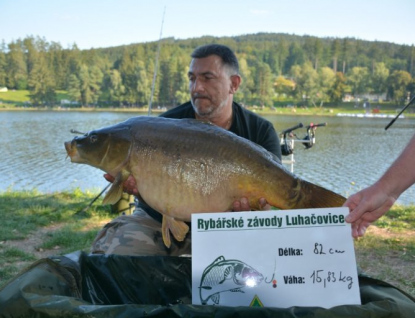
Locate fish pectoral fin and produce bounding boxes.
[230,288,245,293]
[102,171,128,205]
[219,266,233,284]
[161,215,189,248]
[211,293,220,305]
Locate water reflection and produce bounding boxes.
[0,111,414,205]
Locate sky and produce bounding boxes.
[1,0,414,50]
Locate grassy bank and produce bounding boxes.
[0,189,414,298]
[1,90,412,117]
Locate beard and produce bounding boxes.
[191,94,229,118]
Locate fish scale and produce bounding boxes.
[65,116,346,248]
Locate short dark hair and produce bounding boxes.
[191,44,239,75]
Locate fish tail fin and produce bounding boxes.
[300,180,346,208]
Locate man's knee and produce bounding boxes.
[90,212,191,256]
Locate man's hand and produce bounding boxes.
[232,197,270,211]
[344,183,395,238]
[103,173,138,195]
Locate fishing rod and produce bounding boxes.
[148,6,166,116]
[77,8,167,213]
[76,183,111,214]
[385,94,415,130]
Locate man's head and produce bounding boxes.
[188,44,241,121]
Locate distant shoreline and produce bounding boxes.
[1,106,411,117]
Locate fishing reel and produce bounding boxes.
[280,122,327,156]
[302,123,327,149]
[280,123,303,156]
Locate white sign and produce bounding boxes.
[191,207,361,308]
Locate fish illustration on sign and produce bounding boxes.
[199,256,264,305]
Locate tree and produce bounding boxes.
[387,70,412,105]
[173,57,190,106]
[6,40,27,89]
[78,65,92,105]
[235,56,254,105]
[328,72,347,104]
[0,41,6,87]
[371,62,389,98]
[49,41,67,90]
[135,60,151,106]
[23,36,39,76]
[158,53,178,105]
[104,69,125,106]
[347,67,370,96]
[252,61,274,107]
[290,62,318,104]
[331,39,341,73]
[275,38,289,75]
[340,38,350,74]
[368,41,384,73]
[273,75,295,100]
[313,67,336,107]
[303,37,323,70]
[284,43,306,72]
[67,73,81,103]
[76,64,103,106]
[118,49,151,106]
[28,53,56,105]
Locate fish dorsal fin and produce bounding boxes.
[102,170,129,205]
[161,215,189,248]
[213,256,225,264]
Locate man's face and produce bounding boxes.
[188,55,236,118]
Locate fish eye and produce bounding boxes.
[89,134,98,143]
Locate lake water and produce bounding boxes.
[1,111,414,205]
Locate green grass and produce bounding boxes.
[0,188,111,241]
[0,90,69,107]
[354,204,415,297]
[0,189,113,286]
[39,222,106,254]
[0,89,31,105]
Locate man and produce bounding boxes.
[91,44,281,256]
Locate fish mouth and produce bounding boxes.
[64,141,79,161]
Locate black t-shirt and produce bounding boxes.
[138,101,282,222]
[160,101,281,158]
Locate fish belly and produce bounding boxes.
[128,130,290,221]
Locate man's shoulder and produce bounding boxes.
[160,102,194,118]
[233,102,272,126]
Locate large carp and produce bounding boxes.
[64,116,345,248]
